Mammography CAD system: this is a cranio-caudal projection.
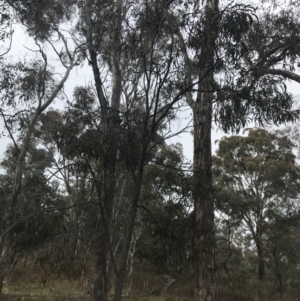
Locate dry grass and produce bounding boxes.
[0,264,193,301]
[1,264,300,301]
[1,265,89,301]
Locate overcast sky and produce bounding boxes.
[1,16,300,172]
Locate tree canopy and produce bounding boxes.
[1,1,300,301]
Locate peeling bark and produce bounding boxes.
[193,1,219,300]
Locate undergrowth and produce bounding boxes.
[1,263,300,301]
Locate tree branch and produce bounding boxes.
[262,68,300,84]
[163,9,195,109]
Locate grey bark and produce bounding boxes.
[193,0,219,299]
[165,1,219,299]
[193,1,219,298]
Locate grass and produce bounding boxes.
[1,265,89,301]
[2,263,300,301]
[0,264,193,301]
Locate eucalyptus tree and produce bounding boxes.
[0,0,81,292]
[161,1,300,299]
[36,83,187,300]
[263,208,300,295]
[74,1,193,300]
[1,1,300,301]
[213,128,300,281]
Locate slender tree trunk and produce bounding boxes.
[256,221,265,281]
[84,0,122,299]
[91,225,110,301]
[113,162,145,301]
[272,247,283,296]
[193,1,219,300]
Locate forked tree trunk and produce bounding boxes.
[84,0,122,299]
[193,1,219,300]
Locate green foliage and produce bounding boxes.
[136,144,192,276]
[214,128,300,290]
[7,0,76,40]
[0,140,66,254]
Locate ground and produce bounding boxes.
[0,264,193,301]
[1,264,298,301]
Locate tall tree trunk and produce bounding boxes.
[193,1,219,300]
[84,0,122,299]
[256,221,265,281]
[91,222,111,301]
[193,99,218,301]
[90,167,116,301]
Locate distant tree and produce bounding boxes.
[136,143,193,288]
[0,140,66,273]
[213,128,300,281]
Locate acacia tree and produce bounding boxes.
[213,128,300,281]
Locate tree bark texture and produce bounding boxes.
[90,158,117,301]
[193,1,219,300]
[91,218,111,301]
